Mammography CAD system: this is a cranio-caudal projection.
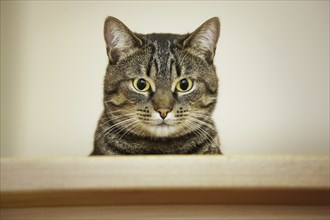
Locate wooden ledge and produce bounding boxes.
[1,155,329,207]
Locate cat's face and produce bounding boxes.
[103,17,220,138]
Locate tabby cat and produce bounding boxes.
[91,16,221,155]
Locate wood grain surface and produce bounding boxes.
[1,155,329,208]
[2,205,330,220]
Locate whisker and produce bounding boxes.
[180,121,212,148]
[96,118,136,142]
[189,117,214,130]
[188,121,214,147]
[119,121,141,141]
[97,113,137,128]
[110,119,141,143]
[183,115,215,146]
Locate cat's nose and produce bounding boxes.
[156,108,170,119]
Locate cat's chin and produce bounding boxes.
[145,124,179,138]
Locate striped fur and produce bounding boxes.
[91,17,221,155]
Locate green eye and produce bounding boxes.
[133,78,150,92]
[176,79,193,92]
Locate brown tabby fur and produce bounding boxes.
[91,17,221,155]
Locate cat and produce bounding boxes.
[91,16,221,155]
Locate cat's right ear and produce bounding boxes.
[104,16,143,64]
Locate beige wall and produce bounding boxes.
[1,1,329,157]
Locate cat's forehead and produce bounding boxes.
[134,33,187,81]
[143,33,185,43]
[138,33,186,51]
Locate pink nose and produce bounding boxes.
[156,108,170,119]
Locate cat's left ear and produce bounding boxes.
[183,17,220,64]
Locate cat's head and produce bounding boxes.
[103,17,220,138]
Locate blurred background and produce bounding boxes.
[1,1,329,157]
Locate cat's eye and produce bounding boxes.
[176,79,193,92]
[133,78,151,92]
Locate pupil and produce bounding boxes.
[137,79,146,90]
[180,79,189,90]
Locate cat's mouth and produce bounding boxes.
[143,119,178,137]
[140,112,179,137]
[154,119,176,126]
